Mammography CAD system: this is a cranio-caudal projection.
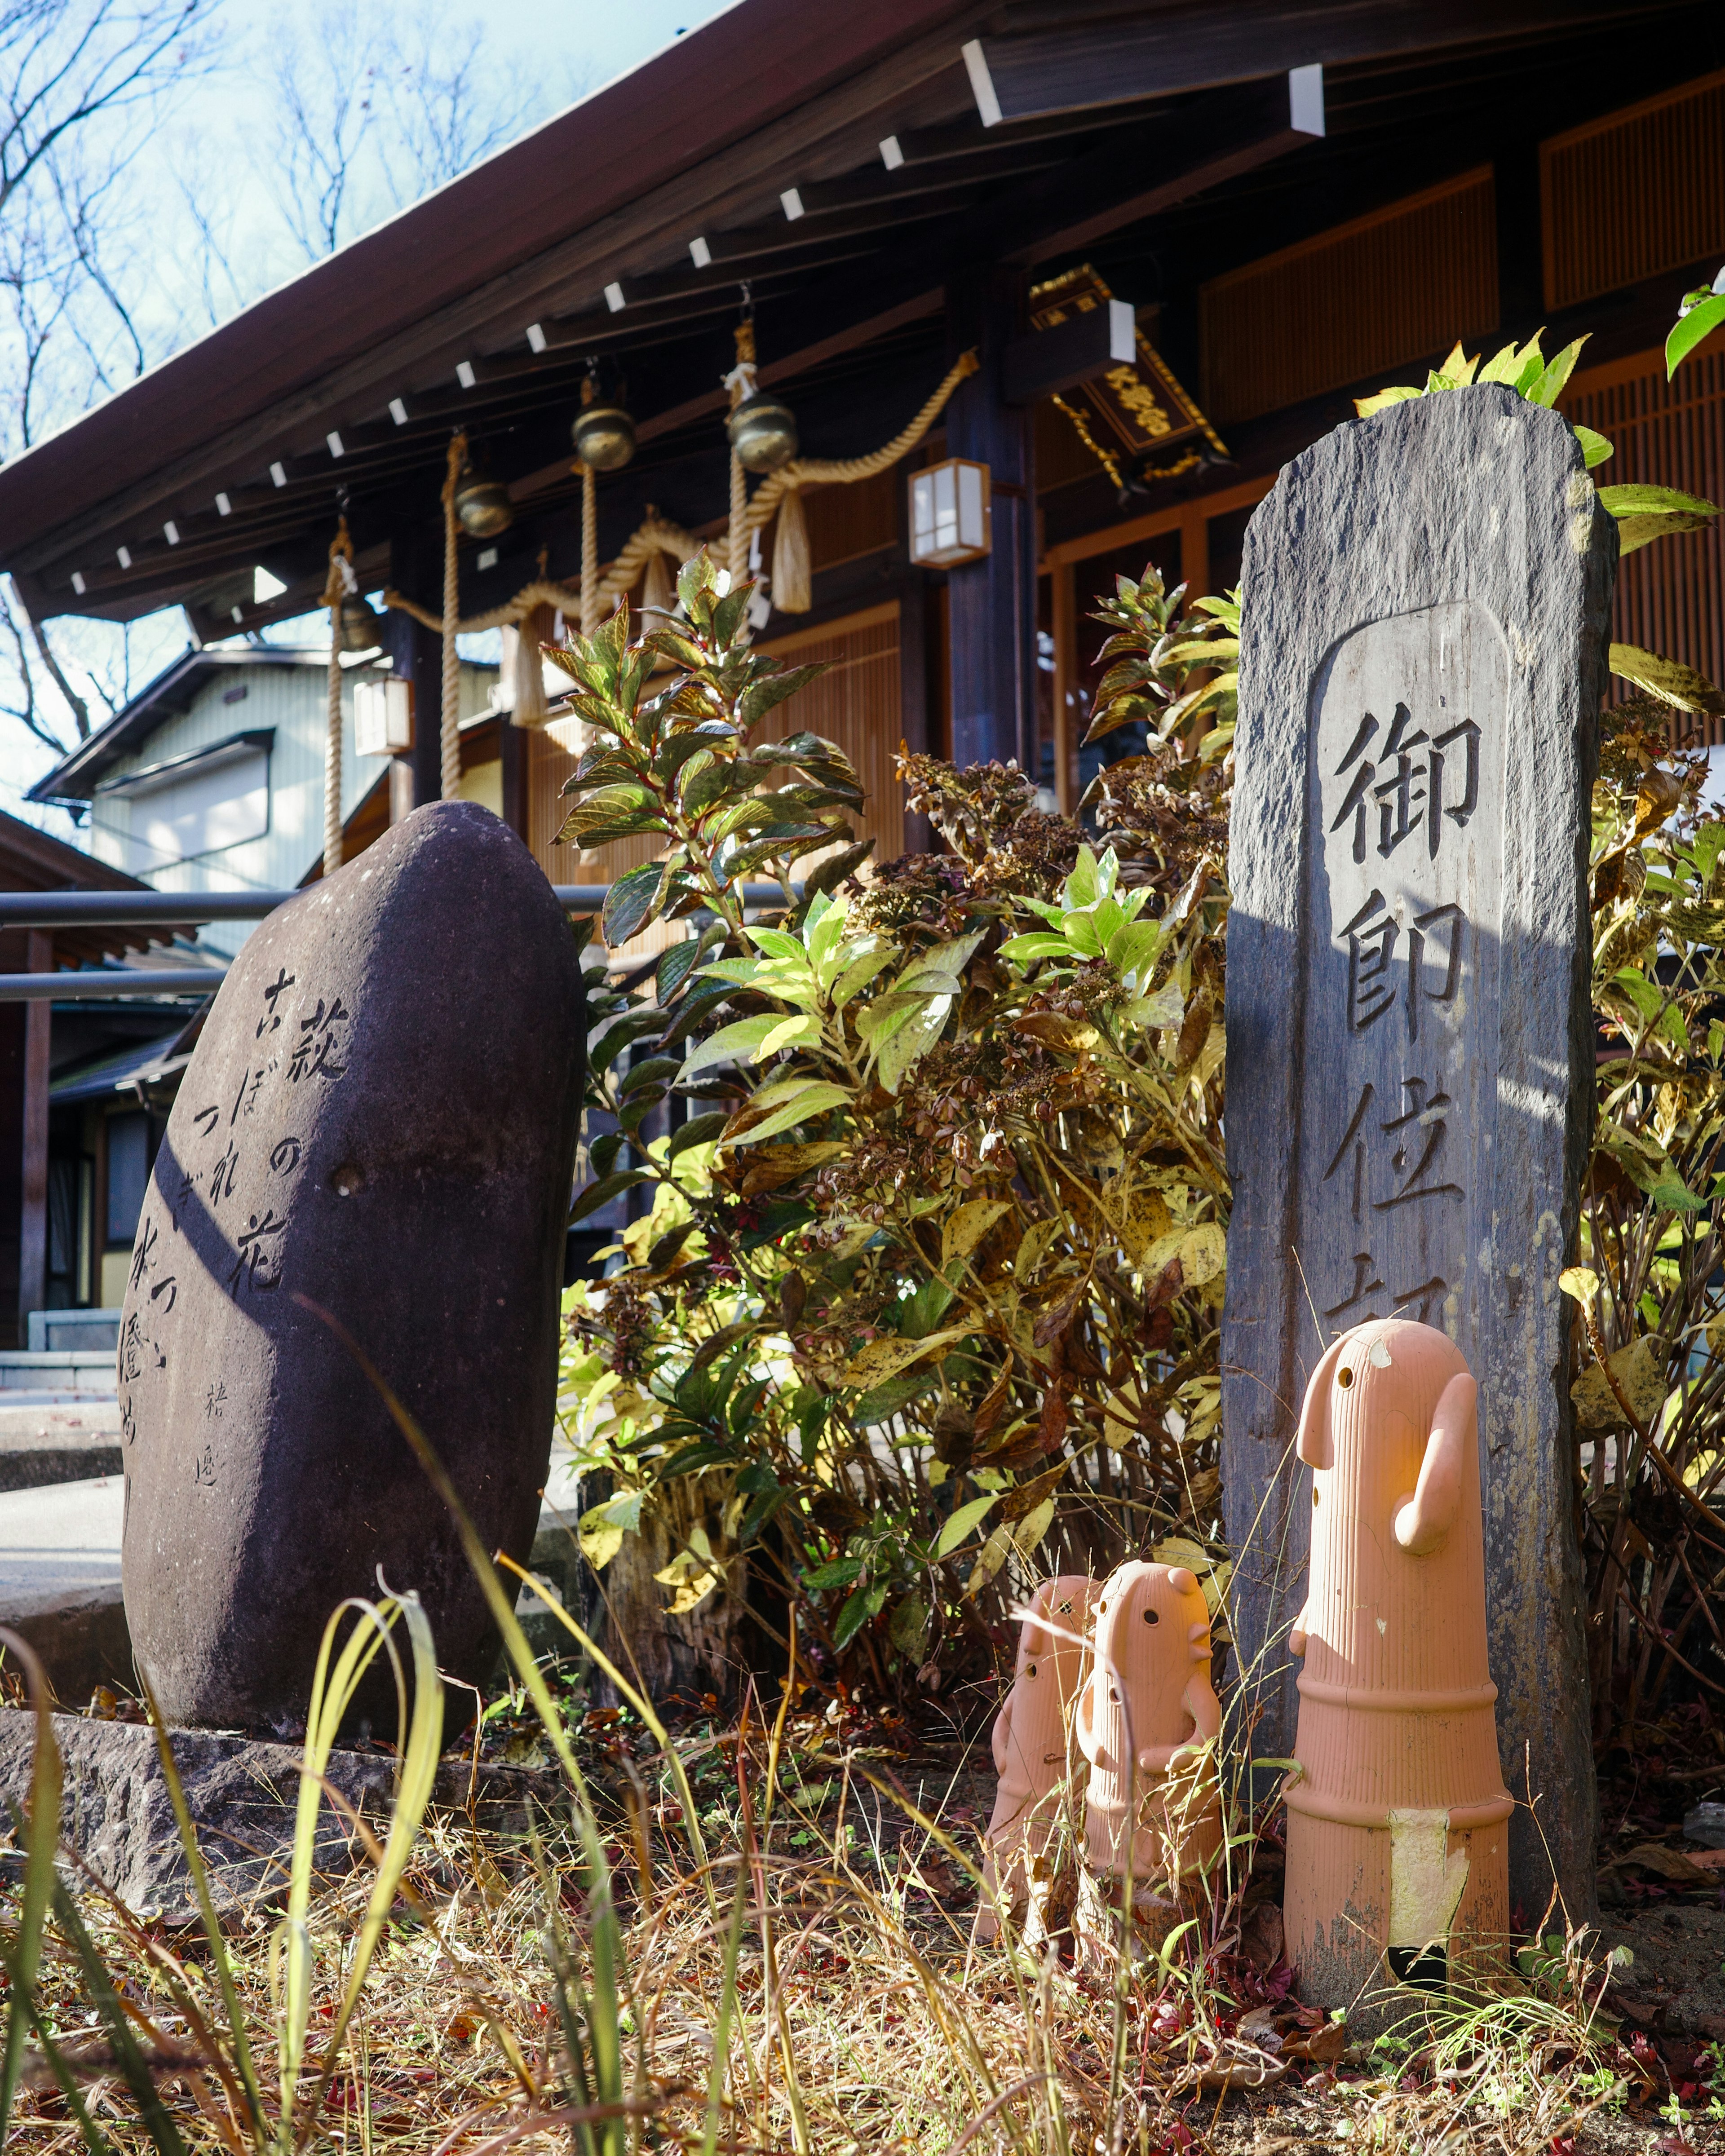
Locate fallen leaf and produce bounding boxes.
[1173,2037,1287,2093]
[1601,1841,1714,1886]
[1571,1335,1668,1431]
[1283,2019,1347,2064]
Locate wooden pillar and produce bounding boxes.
[1051,559,1078,815]
[499,715,527,840]
[897,575,935,855]
[18,929,50,1334]
[945,266,1037,772]
[389,522,446,817]
[1179,502,1210,604]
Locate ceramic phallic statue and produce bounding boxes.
[977,1574,1100,1942]
[1285,1319,1513,2010]
[1076,1560,1223,1908]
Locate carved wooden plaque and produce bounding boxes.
[1221,385,1616,1914]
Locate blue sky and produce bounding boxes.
[2,0,731,826]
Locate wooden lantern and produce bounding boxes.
[909,457,991,567]
[353,676,414,757]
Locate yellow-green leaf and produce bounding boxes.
[843,1326,969,1389]
[1558,1265,1600,1309]
[942,1199,1014,1270]
[1571,1335,1668,1431]
[1608,643,1725,716]
[935,1491,998,1560]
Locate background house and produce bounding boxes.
[22,641,500,1314]
[29,644,502,955]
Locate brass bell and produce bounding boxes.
[727,389,798,474]
[572,401,637,473]
[334,590,385,656]
[454,473,514,537]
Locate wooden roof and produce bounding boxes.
[0,0,1710,636]
[0,808,189,967]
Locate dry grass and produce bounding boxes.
[4,1677,1695,2156]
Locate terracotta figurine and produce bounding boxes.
[978,1573,1100,1940]
[1285,1318,1513,2009]
[1076,1559,1222,1892]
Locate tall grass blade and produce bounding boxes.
[277,1590,442,2143]
[0,1626,63,2145]
[699,1851,751,2156]
[544,1901,600,2156]
[46,1874,191,2155]
[137,1673,269,2142]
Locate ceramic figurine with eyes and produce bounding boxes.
[1076,1559,1222,1889]
[1285,1318,1512,2011]
[977,1574,1101,1940]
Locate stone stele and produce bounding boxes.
[1221,385,1615,1920]
[118,801,586,1729]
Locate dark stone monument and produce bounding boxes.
[1222,385,1615,1917]
[119,801,585,1730]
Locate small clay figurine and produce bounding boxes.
[978,1574,1100,1940]
[1076,1560,1222,1891]
[1285,1318,1513,2011]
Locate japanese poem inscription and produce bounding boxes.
[1301,602,1505,1345]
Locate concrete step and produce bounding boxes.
[0,1454,590,1706]
[0,1401,124,1493]
[0,1350,118,1394]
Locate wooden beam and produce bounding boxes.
[963,0,1663,128]
[945,267,1036,773]
[1179,500,1210,600]
[1017,74,1323,265]
[18,929,50,1334]
[1041,473,1277,570]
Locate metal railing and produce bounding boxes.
[0,882,797,998]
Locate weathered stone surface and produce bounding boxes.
[1221,386,1614,1917]
[0,1709,559,1918]
[119,802,585,1730]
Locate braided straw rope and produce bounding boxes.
[319,518,354,876]
[580,464,600,637]
[742,349,979,532]
[438,433,465,799]
[380,521,698,641]
[726,320,756,591]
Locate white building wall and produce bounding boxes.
[86,653,497,954]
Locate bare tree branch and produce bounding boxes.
[8,574,88,738]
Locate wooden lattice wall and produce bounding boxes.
[1198,168,1499,426]
[1542,71,1725,313]
[1562,342,1725,742]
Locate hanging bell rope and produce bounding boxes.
[438,432,467,799]
[725,319,756,591]
[509,548,554,727]
[319,518,357,877]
